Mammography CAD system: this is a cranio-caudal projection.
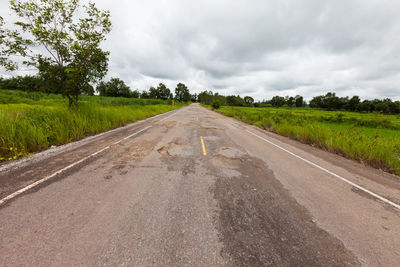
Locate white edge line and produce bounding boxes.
[0,146,110,206]
[158,108,181,122]
[0,125,155,206]
[113,126,152,145]
[0,108,178,174]
[246,129,400,211]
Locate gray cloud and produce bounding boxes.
[1,0,400,101]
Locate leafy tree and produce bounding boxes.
[214,92,227,106]
[347,96,360,111]
[157,83,170,100]
[295,95,304,107]
[191,93,198,102]
[0,75,41,91]
[286,96,295,107]
[96,81,107,96]
[198,90,214,104]
[270,96,286,107]
[140,90,149,99]
[96,78,131,97]
[244,96,254,106]
[149,87,158,99]
[1,0,111,106]
[131,89,140,98]
[175,83,191,102]
[226,95,244,106]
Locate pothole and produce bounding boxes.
[157,138,192,157]
[210,155,242,169]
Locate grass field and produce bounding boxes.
[0,90,183,162]
[209,106,400,176]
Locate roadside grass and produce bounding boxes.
[208,106,400,176]
[0,90,184,161]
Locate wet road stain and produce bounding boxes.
[211,155,360,266]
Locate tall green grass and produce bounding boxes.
[0,90,183,161]
[211,106,400,176]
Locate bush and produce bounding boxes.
[211,100,221,109]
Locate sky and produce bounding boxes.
[1,0,400,101]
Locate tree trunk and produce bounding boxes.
[67,95,73,107]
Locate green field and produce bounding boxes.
[0,90,183,162]
[209,106,400,176]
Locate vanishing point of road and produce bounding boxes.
[0,104,399,266]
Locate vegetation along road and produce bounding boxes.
[0,104,399,266]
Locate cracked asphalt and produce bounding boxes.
[0,104,399,266]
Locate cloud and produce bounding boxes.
[1,0,400,100]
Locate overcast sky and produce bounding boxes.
[1,0,400,100]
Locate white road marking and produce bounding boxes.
[246,129,400,211]
[113,126,152,145]
[158,109,181,122]
[0,126,154,206]
[0,108,184,206]
[0,146,110,206]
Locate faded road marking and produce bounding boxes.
[113,126,152,145]
[159,109,181,122]
[246,129,400,211]
[200,136,207,156]
[0,126,153,206]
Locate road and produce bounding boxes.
[0,104,399,266]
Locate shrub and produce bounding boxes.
[212,100,221,109]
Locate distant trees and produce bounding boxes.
[347,96,360,111]
[191,93,198,102]
[0,75,41,92]
[145,83,172,100]
[295,95,304,107]
[244,96,254,106]
[96,78,131,98]
[226,95,245,106]
[198,90,214,104]
[157,83,171,100]
[308,92,400,114]
[175,83,191,102]
[270,96,286,107]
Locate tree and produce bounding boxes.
[226,95,244,106]
[347,96,360,111]
[131,89,140,98]
[286,96,295,107]
[1,0,111,106]
[0,75,41,91]
[96,78,131,97]
[157,83,170,100]
[141,90,149,99]
[198,90,214,104]
[175,83,191,102]
[244,96,254,106]
[270,96,286,107]
[149,87,158,99]
[0,16,16,70]
[191,93,198,102]
[295,95,304,107]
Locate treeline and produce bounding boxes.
[309,92,400,114]
[197,90,305,108]
[2,76,400,114]
[0,76,194,102]
[197,90,400,114]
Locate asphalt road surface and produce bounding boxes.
[1,104,399,266]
